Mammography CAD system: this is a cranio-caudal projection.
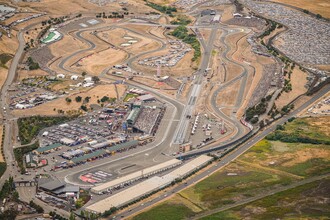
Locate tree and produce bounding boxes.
[92,76,100,83]
[80,105,88,111]
[302,9,309,14]
[75,96,82,102]
[65,97,72,103]
[316,14,323,19]
[69,212,76,220]
[100,96,110,102]
[84,96,91,103]
[82,71,87,77]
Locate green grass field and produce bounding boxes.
[179,163,293,209]
[123,93,139,102]
[201,178,330,220]
[132,203,194,220]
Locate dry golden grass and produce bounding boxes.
[220,5,234,22]
[23,24,46,46]
[148,0,176,5]
[272,0,330,18]
[0,31,19,55]
[216,80,240,107]
[0,62,10,90]
[275,68,308,109]
[149,26,166,39]
[18,69,49,80]
[49,34,87,57]
[12,84,127,116]
[72,48,127,75]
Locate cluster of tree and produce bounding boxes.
[27,57,40,70]
[80,210,99,219]
[0,177,20,219]
[268,103,280,119]
[170,15,192,25]
[266,130,330,145]
[49,211,68,220]
[259,20,280,39]
[0,125,5,175]
[283,79,292,93]
[245,100,268,123]
[0,209,18,219]
[281,103,294,114]
[145,1,177,16]
[233,0,244,13]
[0,177,16,199]
[29,201,44,213]
[96,12,126,19]
[13,141,39,174]
[41,16,68,26]
[0,162,5,179]
[18,115,76,145]
[171,25,201,61]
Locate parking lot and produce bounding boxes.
[9,82,59,110]
[28,94,166,172]
[138,40,191,68]
[188,113,228,149]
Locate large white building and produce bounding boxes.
[85,155,213,214]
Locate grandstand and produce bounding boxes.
[134,107,162,134]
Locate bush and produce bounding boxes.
[14,142,39,173]
[29,200,44,213]
[0,162,6,178]
[18,115,76,145]
[145,1,177,15]
[171,26,201,61]
[75,96,82,102]
[27,57,40,70]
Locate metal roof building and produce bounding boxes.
[39,180,64,192]
[33,143,62,154]
[126,108,141,125]
[86,155,213,213]
[70,150,108,164]
[91,159,182,194]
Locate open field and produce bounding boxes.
[72,48,127,75]
[49,34,87,57]
[23,23,48,47]
[0,31,19,55]
[13,0,152,15]
[201,178,330,220]
[132,116,330,219]
[216,80,239,107]
[18,69,49,80]
[272,0,330,18]
[12,84,127,116]
[98,27,160,55]
[275,68,308,109]
[0,59,11,89]
[148,0,176,5]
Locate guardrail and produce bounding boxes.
[178,128,258,160]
